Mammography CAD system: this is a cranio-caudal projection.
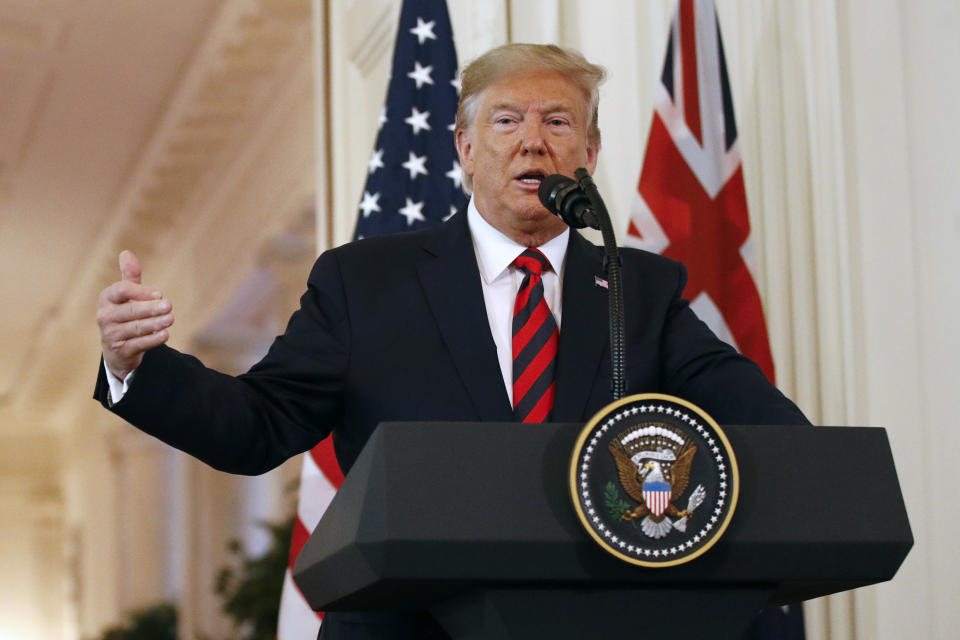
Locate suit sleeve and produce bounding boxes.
[657,261,811,426]
[93,249,351,475]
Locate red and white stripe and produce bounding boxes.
[643,489,672,516]
[277,439,344,639]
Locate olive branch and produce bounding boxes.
[604,482,633,521]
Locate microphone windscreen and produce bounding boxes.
[538,174,575,214]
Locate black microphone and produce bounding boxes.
[539,169,628,401]
[538,174,601,230]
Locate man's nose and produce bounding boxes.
[520,121,546,154]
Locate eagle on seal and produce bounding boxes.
[609,438,705,539]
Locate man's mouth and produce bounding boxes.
[515,170,546,185]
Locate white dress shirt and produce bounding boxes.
[106,199,569,406]
[466,197,568,405]
[105,361,133,405]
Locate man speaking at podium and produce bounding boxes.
[95,44,808,639]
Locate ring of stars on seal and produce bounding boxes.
[569,393,740,568]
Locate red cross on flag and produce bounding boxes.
[626,0,776,383]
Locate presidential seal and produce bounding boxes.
[570,394,738,567]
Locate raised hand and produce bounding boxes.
[97,250,174,379]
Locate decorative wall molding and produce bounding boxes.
[0,3,64,195]
[14,0,314,427]
[345,0,396,74]
[104,0,311,269]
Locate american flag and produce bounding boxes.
[354,0,467,239]
[626,2,804,638]
[276,1,465,637]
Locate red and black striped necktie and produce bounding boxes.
[512,248,559,423]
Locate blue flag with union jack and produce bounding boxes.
[353,0,467,239]
[626,1,804,638]
[625,0,776,383]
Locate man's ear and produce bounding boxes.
[456,129,475,177]
[585,143,599,175]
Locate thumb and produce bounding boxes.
[119,250,142,284]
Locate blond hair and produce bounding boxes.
[455,43,606,191]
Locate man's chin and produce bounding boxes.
[514,207,568,237]
[513,199,556,222]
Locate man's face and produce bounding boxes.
[456,70,598,246]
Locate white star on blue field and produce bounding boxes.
[354,0,467,240]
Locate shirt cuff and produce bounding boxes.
[103,361,135,406]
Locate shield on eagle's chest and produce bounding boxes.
[643,481,671,516]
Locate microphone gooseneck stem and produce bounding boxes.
[573,169,627,401]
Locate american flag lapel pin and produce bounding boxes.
[594,275,609,289]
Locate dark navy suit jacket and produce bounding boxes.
[95,212,808,639]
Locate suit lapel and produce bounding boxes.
[417,213,513,422]
[553,231,610,422]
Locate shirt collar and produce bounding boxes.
[467,196,569,285]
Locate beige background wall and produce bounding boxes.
[0,0,956,638]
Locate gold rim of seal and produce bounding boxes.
[569,392,740,568]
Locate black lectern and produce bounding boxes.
[293,422,912,639]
